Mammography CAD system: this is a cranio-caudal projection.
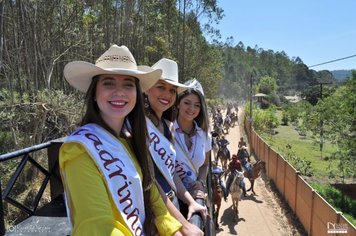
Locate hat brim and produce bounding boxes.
[138,65,189,93]
[162,79,190,94]
[64,61,161,93]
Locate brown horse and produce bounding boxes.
[217,146,230,170]
[244,160,266,195]
[229,169,244,222]
[211,173,223,230]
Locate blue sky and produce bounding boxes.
[205,0,356,71]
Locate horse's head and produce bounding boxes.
[231,169,244,182]
[254,160,266,172]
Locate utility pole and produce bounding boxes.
[249,73,253,139]
[317,78,332,160]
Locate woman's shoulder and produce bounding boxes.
[60,142,87,162]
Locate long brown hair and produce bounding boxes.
[81,75,155,233]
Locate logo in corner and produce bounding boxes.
[327,222,348,234]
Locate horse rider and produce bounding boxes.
[224,155,247,198]
[217,135,231,161]
[238,137,247,148]
[211,161,227,202]
[237,146,253,179]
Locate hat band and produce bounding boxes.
[96,55,136,68]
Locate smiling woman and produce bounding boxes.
[59,45,183,236]
[94,75,137,133]
[174,79,212,226]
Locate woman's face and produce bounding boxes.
[146,80,177,117]
[178,93,201,122]
[95,74,137,127]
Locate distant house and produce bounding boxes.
[284,95,302,103]
[254,93,269,108]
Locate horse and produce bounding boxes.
[211,136,219,162]
[244,160,266,195]
[223,117,230,134]
[230,112,239,127]
[211,173,223,229]
[217,146,230,170]
[229,169,244,222]
[213,123,223,137]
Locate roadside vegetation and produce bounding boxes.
[244,71,356,224]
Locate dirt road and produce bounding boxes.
[213,109,304,236]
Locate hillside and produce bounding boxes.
[331,70,352,82]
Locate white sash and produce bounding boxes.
[146,118,177,192]
[62,124,145,236]
[174,138,199,189]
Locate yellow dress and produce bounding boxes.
[60,139,182,236]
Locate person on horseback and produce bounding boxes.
[223,115,231,127]
[224,155,247,198]
[238,137,247,148]
[237,146,253,179]
[211,161,227,202]
[217,135,231,161]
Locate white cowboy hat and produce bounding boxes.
[138,58,189,94]
[183,78,204,96]
[63,45,162,92]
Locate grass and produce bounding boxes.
[256,111,355,225]
[259,110,344,181]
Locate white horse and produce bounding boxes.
[229,169,244,222]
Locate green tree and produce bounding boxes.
[305,71,355,178]
[257,76,277,94]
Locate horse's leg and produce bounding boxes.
[251,179,256,195]
[216,203,220,229]
[248,179,255,195]
[236,199,239,221]
[233,199,238,222]
[223,159,227,170]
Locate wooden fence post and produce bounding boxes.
[309,190,315,235]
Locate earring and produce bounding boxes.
[144,95,150,109]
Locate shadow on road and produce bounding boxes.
[218,205,244,235]
[243,193,264,203]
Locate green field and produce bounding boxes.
[256,112,356,225]
[259,111,342,182]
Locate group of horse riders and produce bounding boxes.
[211,106,239,135]
[211,135,253,200]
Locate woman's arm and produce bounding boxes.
[173,174,207,221]
[150,184,183,236]
[156,185,204,236]
[60,144,131,236]
[196,150,210,188]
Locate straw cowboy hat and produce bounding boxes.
[63,45,162,92]
[138,58,189,94]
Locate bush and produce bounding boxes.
[281,111,289,125]
[0,89,83,152]
[311,183,356,225]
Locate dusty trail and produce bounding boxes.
[212,109,303,236]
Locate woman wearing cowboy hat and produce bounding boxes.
[173,79,212,218]
[60,45,182,236]
[140,59,205,236]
